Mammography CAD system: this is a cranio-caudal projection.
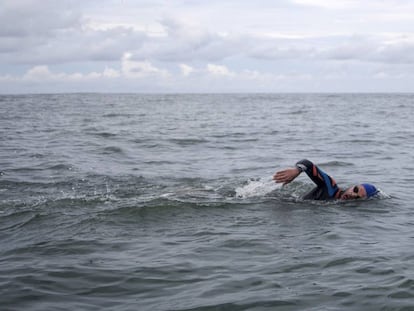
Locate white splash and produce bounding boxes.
[376,188,391,199]
[235,176,282,199]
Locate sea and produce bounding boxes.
[0,93,413,311]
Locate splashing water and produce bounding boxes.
[235,176,282,199]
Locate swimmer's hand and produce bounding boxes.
[273,168,300,185]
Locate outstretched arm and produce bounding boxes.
[273,167,301,185]
[273,159,329,187]
[273,159,314,185]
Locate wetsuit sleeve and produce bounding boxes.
[295,159,339,198]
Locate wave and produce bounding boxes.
[101,146,125,154]
[94,132,117,138]
[102,113,134,118]
[0,174,147,211]
[7,163,73,172]
[168,138,209,146]
[0,172,393,222]
[143,160,176,165]
[210,132,247,138]
[0,210,38,231]
[130,138,160,148]
[0,174,263,216]
[318,160,354,167]
[47,164,74,170]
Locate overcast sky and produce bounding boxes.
[1,0,414,93]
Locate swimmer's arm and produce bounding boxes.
[296,159,333,188]
[273,159,325,186]
[273,167,301,185]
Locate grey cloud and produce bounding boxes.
[51,27,147,63]
[369,42,414,64]
[128,18,244,62]
[0,0,82,38]
[0,0,84,60]
[0,36,48,53]
[129,28,414,68]
[1,0,414,71]
[0,0,149,65]
[248,42,317,60]
[324,36,414,64]
[0,27,147,65]
[246,34,414,65]
[0,1,147,65]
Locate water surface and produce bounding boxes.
[1,93,413,310]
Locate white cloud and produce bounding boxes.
[15,57,170,84]
[292,0,358,9]
[19,65,120,83]
[207,64,234,77]
[103,67,121,78]
[121,53,170,78]
[179,64,194,76]
[23,65,55,80]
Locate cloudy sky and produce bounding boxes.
[1,0,414,93]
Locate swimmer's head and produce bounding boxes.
[341,183,378,200]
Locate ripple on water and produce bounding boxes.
[101,146,125,155]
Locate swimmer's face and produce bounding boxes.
[341,185,367,200]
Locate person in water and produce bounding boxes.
[273,159,378,200]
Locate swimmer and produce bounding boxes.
[273,159,378,200]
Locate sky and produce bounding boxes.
[1,0,414,93]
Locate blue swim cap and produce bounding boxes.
[361,183,378,198]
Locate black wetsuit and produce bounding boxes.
[295,159,344,200]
